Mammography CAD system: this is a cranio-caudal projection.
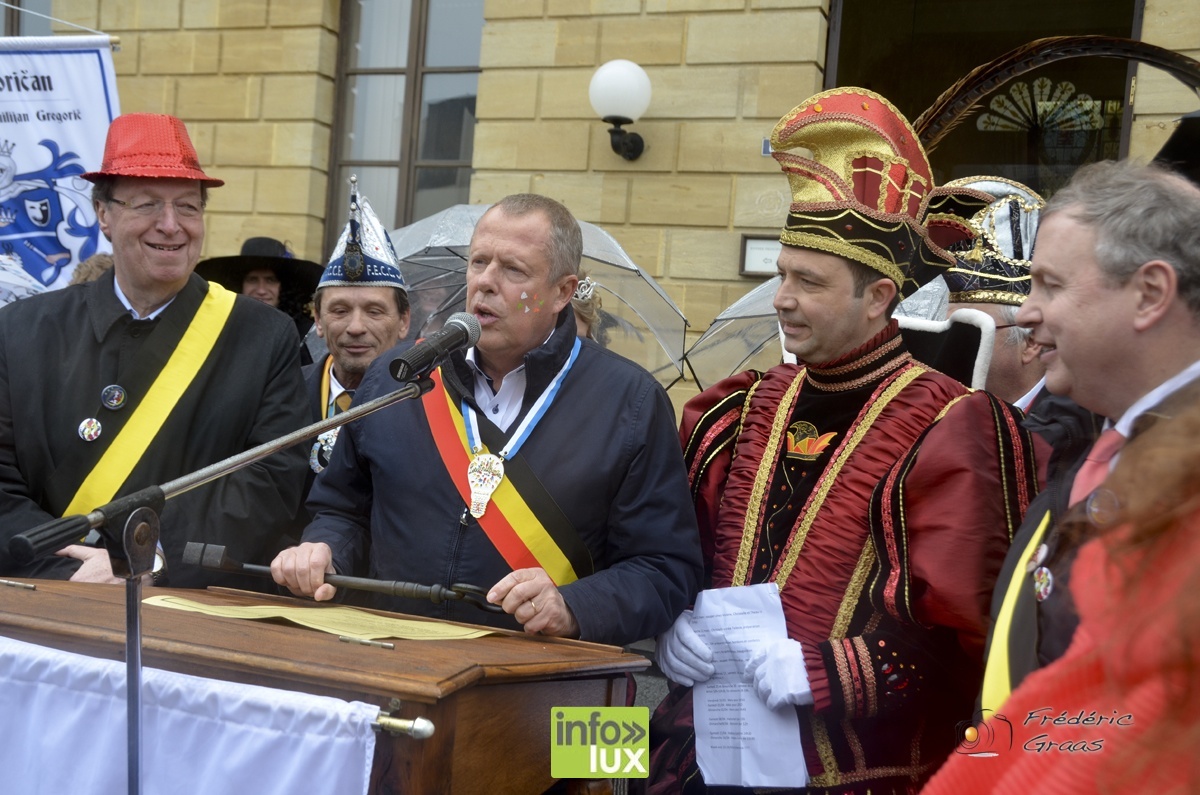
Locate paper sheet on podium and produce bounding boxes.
[144,595,494,640]
[693,583,807,788]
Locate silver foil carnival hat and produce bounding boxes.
[320,175,408,292]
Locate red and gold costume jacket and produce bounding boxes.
[649,322,1041,794]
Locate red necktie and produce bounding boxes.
[1068,428,1125,506]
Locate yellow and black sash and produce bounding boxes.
[980,508,1053,712]
[422,367,592,586]
[63,283,237,516]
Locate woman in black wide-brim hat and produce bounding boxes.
[196,237,325,354]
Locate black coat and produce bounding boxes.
[0,271,310,588]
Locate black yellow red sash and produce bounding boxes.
[980,508,1053,712]
[64,282,237,516]
[422,367,591,586]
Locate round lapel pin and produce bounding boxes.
[78,417,102,442]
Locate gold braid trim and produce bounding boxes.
[739,377,763,438]
[806,352,912,393]
[988,395,1018,540]
[774,365,925,589]
[779,229,906,286]
[811,758,937,788]
[808,335,902,378]
[810,717,937,788]
[854,635,879,718]
[844,716,867,771]
[829,641,857,715]
[948,289,1026,305]
[732,370,805,586]
[808,713,840,787]
[934,392,967,422]
[832,542,877,639]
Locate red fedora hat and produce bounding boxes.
[82,113,224,186]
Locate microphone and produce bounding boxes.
[390,312,481,382]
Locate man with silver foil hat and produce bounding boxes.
[0,113,308,587]
[271,193,702,646]
[302,178,411,481]
[647,89,1042,794]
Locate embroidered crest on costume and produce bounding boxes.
[786,420,836,461]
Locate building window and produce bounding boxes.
[328,0,483,248]
[829,0,1141,196]
[5,0,53,36]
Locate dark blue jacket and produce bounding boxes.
[303,308,702,646]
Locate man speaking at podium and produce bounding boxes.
[0,114,309,587]
[272,194,702,646]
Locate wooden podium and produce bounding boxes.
[0,580,648,794]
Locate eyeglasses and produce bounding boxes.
[108,197,205,219]
[994,323,1022,330]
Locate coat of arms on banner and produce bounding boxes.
[0,138,100,286]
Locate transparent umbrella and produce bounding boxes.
[683,276,989,391]
[683,276,784,392]
[391,204,689,387]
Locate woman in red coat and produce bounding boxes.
[922,398,1200,795]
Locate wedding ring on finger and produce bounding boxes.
[529,599,539,613]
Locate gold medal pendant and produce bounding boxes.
[467,453,505,518]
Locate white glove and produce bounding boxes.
[655,610,715,686]
[744,637,813,710]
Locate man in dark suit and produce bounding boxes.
[979,158,1200,713]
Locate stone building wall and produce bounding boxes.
[51,0,1200,406]
[55,0,339,263]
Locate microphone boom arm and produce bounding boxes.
[9,377,432,565]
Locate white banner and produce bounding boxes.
[0,634,378,795]
[0,35,118,293]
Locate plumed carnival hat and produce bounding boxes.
[319,176,408,293]
[770,87,952,297]
[195,237,324,297]
[924,177,1044,306]
[82,113,224,186]
[1153,110,1200,188]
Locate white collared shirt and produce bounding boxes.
[1106,357,1200,469]
[465,347,527,433]
[113,277,175,320]
[1113,357,1200,436]
[1014,375,1046,413]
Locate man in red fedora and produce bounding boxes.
[0,113,309,589]
[648,89,1042,793]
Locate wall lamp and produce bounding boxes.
[588,59,652,161]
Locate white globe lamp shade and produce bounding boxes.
[588,60,652,122]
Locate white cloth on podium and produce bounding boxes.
[0,633,378,795]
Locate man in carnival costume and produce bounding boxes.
[647,89,1042,794]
